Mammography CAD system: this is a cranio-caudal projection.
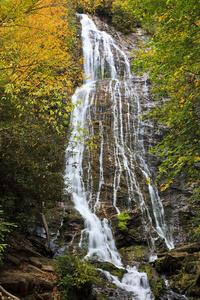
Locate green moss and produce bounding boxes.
[145,265,150,277]
[117,212,130,221]
[111,1,141,34]
[118,221,128,231]
[154,249,200,298]
[95,261,127,280]
[129,229,139,239]
[123,245,147,263]
[97,295,109,300]
[117,211,130,231]
[145,264,164,299]
[120,247,126,255]
[110,284,117,289]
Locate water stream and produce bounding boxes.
[64,14,174,299]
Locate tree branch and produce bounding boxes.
[182,68,200,76]
[0,285,20,300]
[0,64,37,71]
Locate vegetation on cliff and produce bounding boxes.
[73,0,141,33]
[154,243,200,298]
[54,253,97,300]
[0,1,199,299]
[117,211,130,231]
[73,0,200,215]
[122,0,200,239]
[0,0,83,251]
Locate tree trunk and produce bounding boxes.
[41,202,50,250]
[0,285,20,300]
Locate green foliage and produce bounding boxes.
[145,264,164,298]
[117,211,130,221]
[111,0,141,33]
[74,0,141,34]
[0,206,16,261]
[54,253,97,300]
[0,0,83,229]
[117,211,130,231]
[124,0,200,239]
[123,0,200,235]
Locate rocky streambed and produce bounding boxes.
[1,232,199,300]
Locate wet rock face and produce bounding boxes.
[79,75,171,252]
[84,15,193,252]
[82,79,151,212]
[159,177,196,247]
[153,243,200,299]
[111,209,147,249]
[55,15,192,260]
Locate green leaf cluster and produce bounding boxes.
[123,0,200,239]
[74,0,141,34]
[54,253,98,300]
[0,1,83,230]
[0,206,16,261]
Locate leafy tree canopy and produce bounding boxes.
[122,0,200,238]
[122,0,200,191]
[0,0,83,228]
[74,0,141,33]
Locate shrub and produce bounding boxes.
[111,0,141,34]
[54,253,97,300]
[0,206,16,262]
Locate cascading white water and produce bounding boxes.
[64,13,174,299]
[131,83,174,251]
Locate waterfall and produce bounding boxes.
[64,13,174,299]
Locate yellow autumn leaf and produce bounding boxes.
[194,157,200,162]
[146,177,151,184]
[161,184,169,191]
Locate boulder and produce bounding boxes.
[94,261,127,280]
[29,256,43,268]
[153,245,200,298]
[6,254,21,266]
[0,247,55,299]
[144,263,165,300]
[0,273,33,294]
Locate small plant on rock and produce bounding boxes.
[117,211,130,231]
[0,206,16,262]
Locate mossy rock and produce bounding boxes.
[95,261,127,280]
[117,211,130,231]
[120,245,148,264]
[144,263,164,299]
[154,245,200,298]
[129,229,140,240]
[60,209,84,230]
[154,253,186,276]
[96,295,109,300]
